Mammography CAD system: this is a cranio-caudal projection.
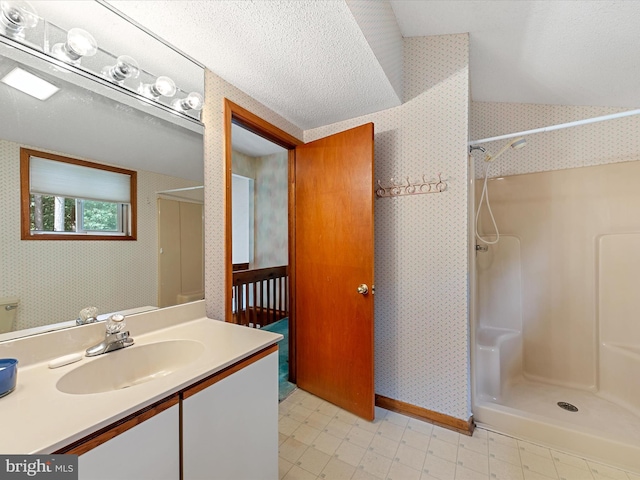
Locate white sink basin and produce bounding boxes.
[56,340,204,395]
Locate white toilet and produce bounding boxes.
[0,297,19,334]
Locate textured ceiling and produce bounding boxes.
[101,1,640,132]
[106,0,401,130]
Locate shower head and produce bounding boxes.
[484,137,527,162]
[510,137,527,149]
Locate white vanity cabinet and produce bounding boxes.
[56,345,279,480]
[78,400,179,480]
[182,351,279,480]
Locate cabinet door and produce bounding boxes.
[79,404,179,480]
[183,352,279,480]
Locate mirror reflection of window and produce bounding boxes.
[21,148,136,240]
[31,196,125,235]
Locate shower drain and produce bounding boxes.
[557,401,578,412]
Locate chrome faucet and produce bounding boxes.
[85,314,134,357]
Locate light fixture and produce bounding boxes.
[101,55,139,84]
[51,27,97,65]
[1,67,59,100]
[0,0,37,40]
[1,5,203,121]
[172,92,204,112]
[138,75,177,99]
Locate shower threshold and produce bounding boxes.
[474,378,640,473]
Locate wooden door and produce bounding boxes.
[295,123,375,420]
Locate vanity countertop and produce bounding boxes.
[0,312,282,454]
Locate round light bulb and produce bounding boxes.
[0,0,38,38]
[102,55,139,83]
[173,92,204,112]
[184,92,203,110]
[154,76,176,97]
[66,28,97,57]
[51,27,97,65]
[137,76,177,100]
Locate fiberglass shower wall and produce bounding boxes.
[471,101,640,415]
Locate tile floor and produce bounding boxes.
[278,389,639,480]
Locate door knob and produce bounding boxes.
[357,284,369,295]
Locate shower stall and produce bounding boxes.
[469,127,640,473]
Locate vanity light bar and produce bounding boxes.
[0,5,204,123]
[1,67,59,100]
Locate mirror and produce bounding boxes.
[0,1,204,340]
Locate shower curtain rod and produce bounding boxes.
[468,108,640,146]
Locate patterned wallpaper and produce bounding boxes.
[254,151,288,269]
[203,70,303,321]
[305,35,470,420]
[231,149,288,269]
[471,102,640,178]
[0,139,199,331]
[231,150,257,180]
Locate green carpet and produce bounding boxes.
[262,318,296,401]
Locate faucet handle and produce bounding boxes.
[106,314,126,334]
[76,306,98,325]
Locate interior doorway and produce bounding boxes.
[230,122,294,400]
[224,100,375,420]
[157,187,204,308]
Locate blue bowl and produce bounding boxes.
[0,358,18,398]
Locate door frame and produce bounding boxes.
[223,99,302,382]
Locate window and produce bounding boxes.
[20,148,137,240]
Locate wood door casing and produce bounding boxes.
[223,99,303,381]
[295,123,375,420]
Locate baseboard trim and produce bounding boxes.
[375,394,475,436]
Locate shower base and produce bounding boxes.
[474,378,640,473]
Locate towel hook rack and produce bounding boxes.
[375,173,447,198]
